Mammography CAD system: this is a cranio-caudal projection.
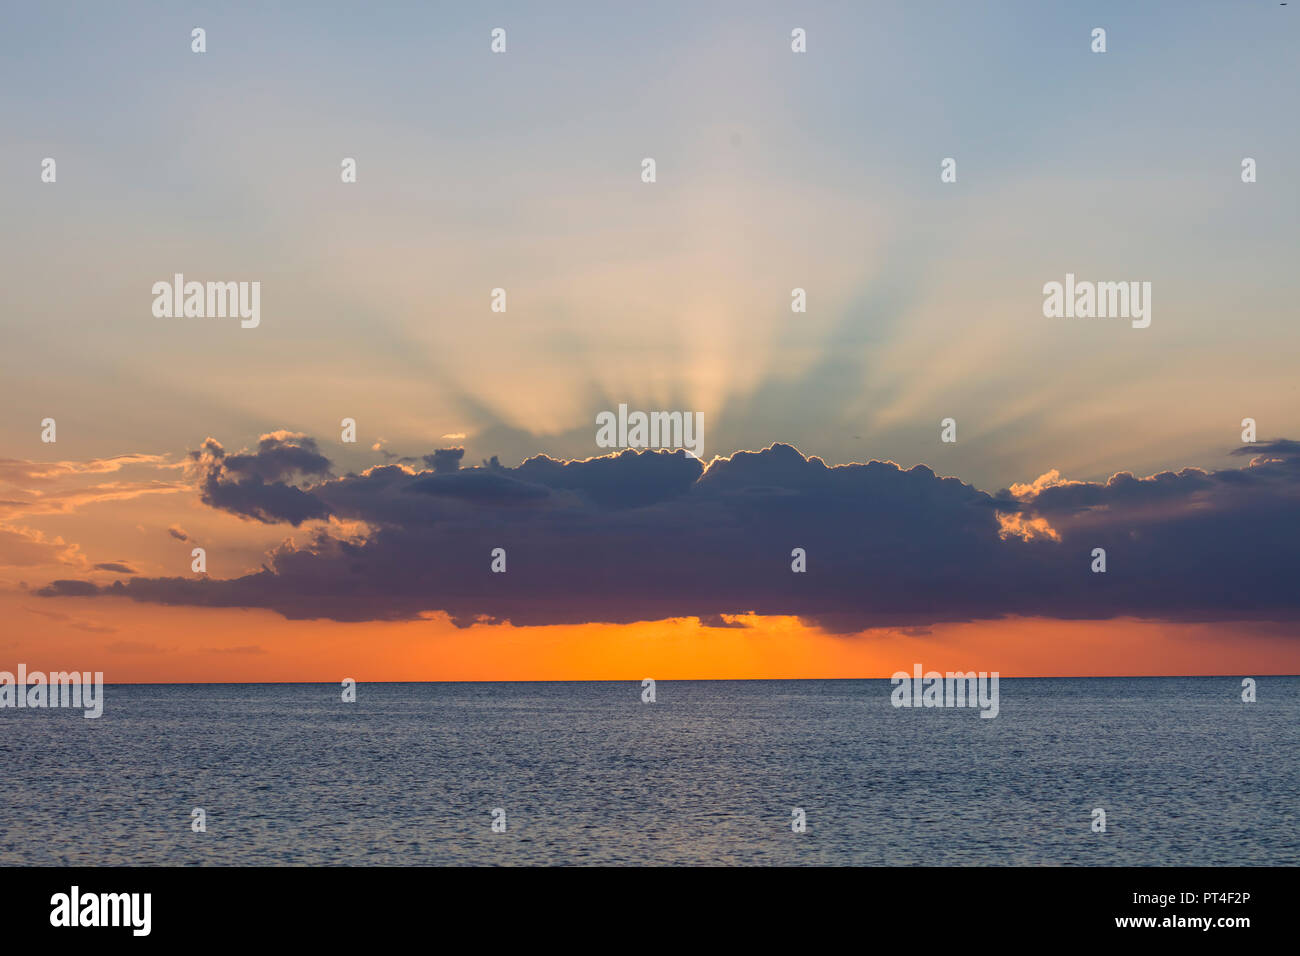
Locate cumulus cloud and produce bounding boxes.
[36,435,1300,633]
[189,433,332,525]
[423,447,465,474]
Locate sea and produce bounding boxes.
[2,678,1296,865]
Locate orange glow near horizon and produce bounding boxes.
[4,590,1298,683]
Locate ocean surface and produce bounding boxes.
[2,678,1296,866]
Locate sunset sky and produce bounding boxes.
[2,2,1297,680]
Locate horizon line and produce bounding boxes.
[7,674,1294,686]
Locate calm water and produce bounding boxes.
[1,678,1296,865]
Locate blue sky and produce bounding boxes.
[2,0,1297,491]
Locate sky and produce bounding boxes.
[2,1,1298,680]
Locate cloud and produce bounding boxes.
[697,614,752,629]
[25,606,117,634]
[189,434,332,525]
[1008,468,1076,499]
[167,525,189,541]
[996,511,1060,542]
[0,454,177,485]
[0,525,82,568]
[0,453,187,526]
[201,432,333,483]
[93,562,137,574]
[423,447,465,474]
[39,579,100,598]
[35,435,1300,633]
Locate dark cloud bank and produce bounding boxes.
[38,435,1300,633]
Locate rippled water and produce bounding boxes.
[1,678,1295,865]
